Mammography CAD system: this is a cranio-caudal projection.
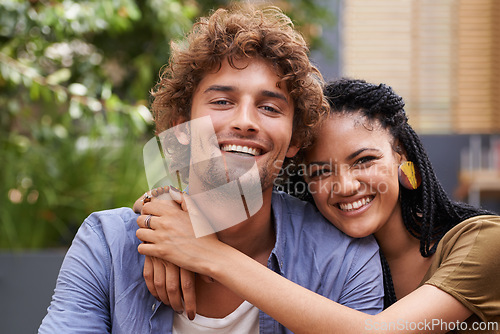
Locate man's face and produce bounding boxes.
[188,57,299,193]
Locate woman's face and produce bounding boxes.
[304,112,404,238]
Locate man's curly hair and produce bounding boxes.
[150,4,328,150]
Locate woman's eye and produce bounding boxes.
[354,156,377,166]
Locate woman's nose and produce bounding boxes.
[331,172,361,196]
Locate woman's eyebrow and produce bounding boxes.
[306,148,382,167]
[347,148,381,160]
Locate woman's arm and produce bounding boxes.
[137,195,473,334]
[133,187,198,317]
[175,241,472,333]
[223,250,472,333]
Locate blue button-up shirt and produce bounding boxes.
[39,190,383,333]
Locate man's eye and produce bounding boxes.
[261,105,281,114]
[212,100,229,105]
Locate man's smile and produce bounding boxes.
[220,144,262,157]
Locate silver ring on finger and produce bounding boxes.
[145,214,153,229]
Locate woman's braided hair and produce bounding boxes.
[321,78,493,307]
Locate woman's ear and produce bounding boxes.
[285,136,302,158]
[285,145,300,158]
[393,140,407,164]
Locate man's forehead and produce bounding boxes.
[198,57,287,89]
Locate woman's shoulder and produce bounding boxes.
[424,215,500,323]
[456,214,500,226]
[430,214,500,277]
[441,214,500,244]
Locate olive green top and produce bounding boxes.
[421,215,500,333]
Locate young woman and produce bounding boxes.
[136,78,500,333]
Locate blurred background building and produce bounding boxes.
[342,0,500,134]
[318,0,500,212]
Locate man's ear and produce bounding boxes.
[173,118,190,145]
[285,144,300,158]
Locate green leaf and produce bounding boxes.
[29,82,40,100]
[46,68,71,85]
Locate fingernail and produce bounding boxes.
[188,311,195,320]
[176,310,183,315]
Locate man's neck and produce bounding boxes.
[187,170,277,261]
[215,188,275,262]
[190,188,276,320]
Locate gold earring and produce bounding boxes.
[398,161,421,190]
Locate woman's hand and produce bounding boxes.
[136,190,222,276]
[132,186,170,214]
[134,187,204,317]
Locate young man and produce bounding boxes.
[39,5,383,333]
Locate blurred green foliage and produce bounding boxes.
[0,0,334,249]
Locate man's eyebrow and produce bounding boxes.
[204,85,234,93]
[262,90,288,103]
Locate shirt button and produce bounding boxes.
[152,303,156,311]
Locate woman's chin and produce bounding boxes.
[330,220,376,239]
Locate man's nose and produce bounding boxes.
[230,103,260,133]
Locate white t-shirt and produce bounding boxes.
[172,300,259,333]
